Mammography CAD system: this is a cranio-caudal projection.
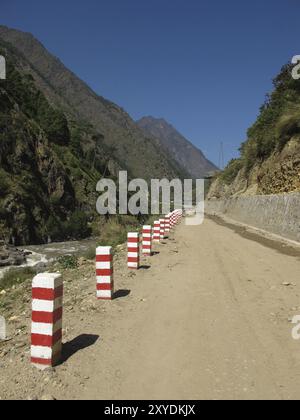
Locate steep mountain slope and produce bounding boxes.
[0,26,191,245]
[0,45,112,245]
[0,25,184,181]
[208,64,300,199]
[137,116,218,178]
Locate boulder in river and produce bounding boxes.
[0,242,29,268]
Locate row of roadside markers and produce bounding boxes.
[30,209,183,370]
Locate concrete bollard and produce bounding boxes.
[153,221,161,243]
[96,246,114,300]
[171,210,177,226]
[178,209,183,222]
[159,219,165,240]
[170,212,175,228]
[142,225,152,256]
[128,232,140,269]
[164,215,170,233]
[171,213,175,228]
[174,209,181,224]
[173,210,179,225]
[31,273,63,369]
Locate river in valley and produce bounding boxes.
[0,237,98,280]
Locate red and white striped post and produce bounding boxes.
[159,218,165,240]
[164,215,170,233]
[153,221,160,243]
[142,225,152,256]
[31,273,63,369]
[178,210,183,222]
[170,211,175,229]
[171,210,177,226]
[128,232,140,269]
[173,211,177,225]
[96,246,114,300]
[170,212,175,228]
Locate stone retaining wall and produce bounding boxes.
[205,193,300,242]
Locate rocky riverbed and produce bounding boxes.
[0,243,29,268]
[0,238,98,280]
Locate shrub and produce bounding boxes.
[46,215,64,242]
[221,159,243,184]
[70,127,84,158]
[64,210,91,240]
[276,111,300,150]
[228,64,300,176]
[0,169,10,197]
[240,139,258,173]
[57,255,78,269]
[36,95,70,146]
[1,267,35,289]
[82,247,96,260]
[98,219,128,249]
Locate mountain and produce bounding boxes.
[0,42,106,244]
[0,25,184,182]
[136,116,218,178]
[0,26,187,245]
[208,63,300,199]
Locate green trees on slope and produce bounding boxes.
[0,48,107,244]
[222,64,300,183]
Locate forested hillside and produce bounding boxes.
[0,26,186,182]
[0,26,188,245]
[0,45,115,244]
[209,64,300,198]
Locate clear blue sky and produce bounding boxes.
[1,0,300,166]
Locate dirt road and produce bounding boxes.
[1,217,300,400]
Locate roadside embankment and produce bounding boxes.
[205,192,300,242]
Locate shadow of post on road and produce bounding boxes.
[60,334,99,364]
[113,289,131,299]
